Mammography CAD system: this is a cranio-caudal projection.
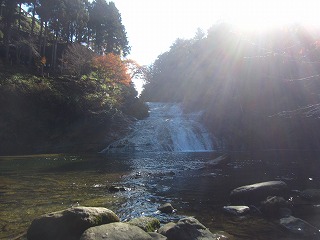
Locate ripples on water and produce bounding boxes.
[1,151,320,239]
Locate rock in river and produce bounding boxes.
[230,181,287,204]
[223,206,250,216]
[159,217,228,240]
[279,216,320,238]
[27,206,119,240]
[158,203,176,213]
[80,222,152,240]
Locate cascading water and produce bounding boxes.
[101,102,215,152]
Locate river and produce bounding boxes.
[1,151,320,239]
[1,103,320,239]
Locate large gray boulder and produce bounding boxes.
[27,207,119,240]
[279,216,320,238]
[158,217,226,240]
[230,181,287,204]
[80,222,152,240]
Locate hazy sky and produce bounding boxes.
[112,0,320,66]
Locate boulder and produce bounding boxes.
[148,232,168,239]
[159,217,221,240]
[80,222,152,240]
[260,196,289,218]
[158,203,176,213]
[128,216,160,232]
[279,216,320,238]
[27,207,119,240]
[230,181,287,204]
[223,206,250,216]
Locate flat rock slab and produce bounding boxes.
[27,207,119,240]
[230,181,287,204]
[223,206,250,216]
[80,222,152,240]
[279,216,320,238]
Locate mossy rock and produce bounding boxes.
[128,216,160,232]
[27,206,119,240]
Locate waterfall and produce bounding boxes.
[101,102,215,153]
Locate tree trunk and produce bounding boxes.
[4,1,16,64]
[18,3,22,30]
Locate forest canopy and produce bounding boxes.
[0,0,148,155]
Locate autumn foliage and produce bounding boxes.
[92,53,131,86]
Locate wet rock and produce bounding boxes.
[300,189,320,202]
[158,222,176,235]
[108,185,129,192]
[159,217,221,240]
[279,216,320,238]
[128,216,160,232]
[27,207,119,240]
[80,222,152,240]
[223,206,250,216]
[230,181,287,204]
[158,203,176,213]
[148,232,168,239]
[206,154,229,167]
[260,196,289,218]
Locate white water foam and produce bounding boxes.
[101,102,215,153]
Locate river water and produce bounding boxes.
[1,103,320,239]
[1,151,320,239]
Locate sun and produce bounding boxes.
[216,0,320,31]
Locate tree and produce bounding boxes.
[92,52,131,86]
[88,0,130,56]
[2,0,19,63]
[61,43,94,77]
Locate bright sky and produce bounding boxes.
[113,0,320,67]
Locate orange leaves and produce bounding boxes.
[92,53,131,86]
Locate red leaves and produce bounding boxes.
[92,53,131,86]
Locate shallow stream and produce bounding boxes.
[1,151,320,239]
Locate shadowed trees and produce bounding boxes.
[142,24,320,150]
